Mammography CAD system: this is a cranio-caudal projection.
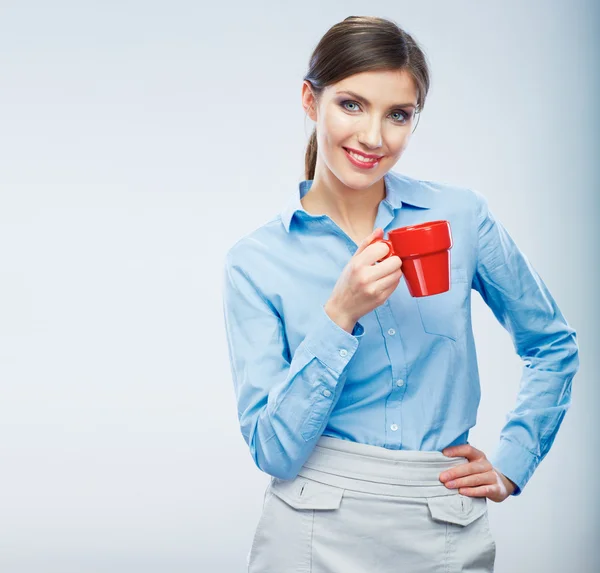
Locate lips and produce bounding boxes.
[343,147,384,160]
[343,147,383,169]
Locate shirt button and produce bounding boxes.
[390,424,398,431]
[339,349,348,357]
[396,379,404,387]
[387,328,396,336]
[322,389,332,398]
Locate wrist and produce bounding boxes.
[498,470,517,495]
[324,301,356,334]
[506,476,517,494]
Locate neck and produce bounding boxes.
[302,169,385,232]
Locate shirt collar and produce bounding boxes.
[280,170,434,233]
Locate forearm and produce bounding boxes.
[490,327,579,495]
[239,305,363,479]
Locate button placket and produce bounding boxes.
[375,303,406,446]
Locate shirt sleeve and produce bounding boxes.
[222,251,365,480]
[471,190,580,496]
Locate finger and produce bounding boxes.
[439,460,491,482]
[363,241,394,266]
[369,263,404,294]
[444,471,496,490]
[367,254,403,282]
[457,484,497,498]
[354,235,396,268]
[355,228,383,255]
[442,444,484,461]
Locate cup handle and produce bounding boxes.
[370,238,394,263]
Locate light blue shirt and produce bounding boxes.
[221,169,579,495]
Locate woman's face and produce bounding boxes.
[302,69,418,187]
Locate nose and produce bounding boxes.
[357,116,383,150]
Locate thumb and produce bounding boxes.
[356,228,383,255]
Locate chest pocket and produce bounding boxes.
[415,266,470,341]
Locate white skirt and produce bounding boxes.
[248,436,496,572]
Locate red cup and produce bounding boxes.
[370,220,453,297]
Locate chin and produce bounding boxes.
[344,161,386,180]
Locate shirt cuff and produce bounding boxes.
[302,305,365,376]
[489,437,539,496]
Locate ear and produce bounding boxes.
[301,80,318,122]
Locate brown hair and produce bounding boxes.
[303,16,431,181]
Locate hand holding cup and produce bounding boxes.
[324,228,403,332]
[369,220,453,297]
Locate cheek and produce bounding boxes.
[321,110,358,143]
[386,130,411,153]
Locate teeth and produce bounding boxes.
[347,149,379,163]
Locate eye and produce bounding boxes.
[340,100,411,125]
[341,100,360,112]
[391,110,411,124]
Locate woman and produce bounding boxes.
[222,15,579,572]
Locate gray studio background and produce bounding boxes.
[0,1,597,572]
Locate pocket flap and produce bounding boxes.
[427,494,487,527]
[270,477,344,510]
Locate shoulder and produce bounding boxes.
[223,214,286,273]
[419,176,484,205]
[406,173,490,223]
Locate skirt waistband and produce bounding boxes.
[296,436,468,498]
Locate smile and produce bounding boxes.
[343,147,383,169]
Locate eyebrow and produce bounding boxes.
[335,90,416,109]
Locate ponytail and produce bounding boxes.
[304,128,318,181]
